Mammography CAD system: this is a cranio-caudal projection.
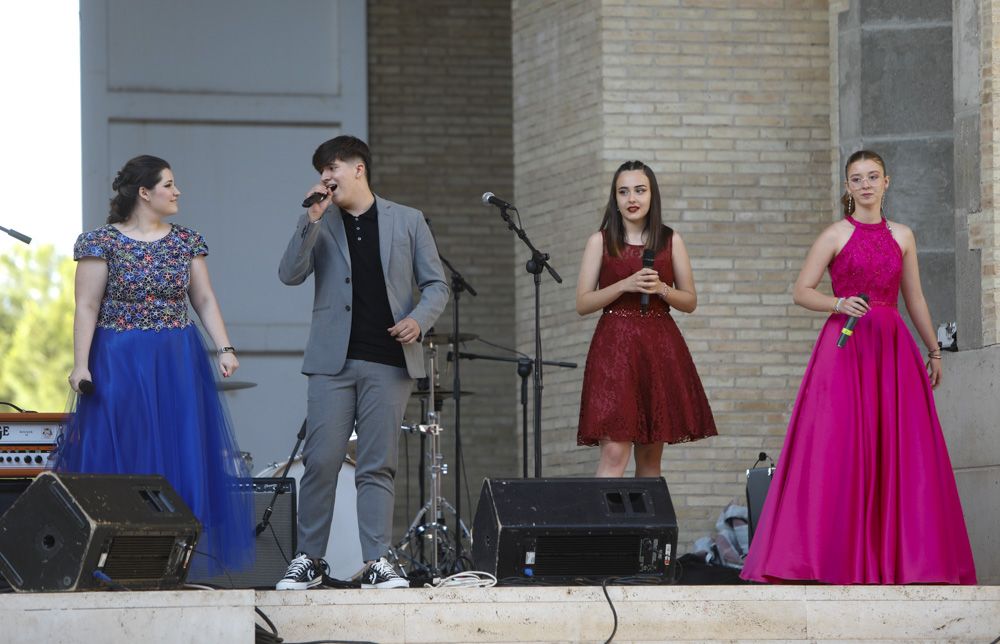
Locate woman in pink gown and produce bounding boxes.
[741,150,977,584]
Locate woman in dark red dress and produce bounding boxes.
[577,161,716,477]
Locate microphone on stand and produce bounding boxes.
[481,192,514,209]
[640,249,655,314]
[836,293,869,348]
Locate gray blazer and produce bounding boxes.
[279,195,449,379]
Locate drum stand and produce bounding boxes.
[393,339,470,580]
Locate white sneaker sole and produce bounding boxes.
[275,578,322,590]
[361,579,409,589]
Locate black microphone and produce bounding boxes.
[836,293,869,348]
[0,225,31,244]
[301,191,328,208]
[481,192,514,209]
[79,380,95,395]
[640,249,655,314]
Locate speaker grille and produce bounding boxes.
[534,534,642,576]
[102,536,178,579]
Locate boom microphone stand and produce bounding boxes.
[0,224,31,244]
[485,201,562,477]
[449,350,576,477]
[425,218,477,558]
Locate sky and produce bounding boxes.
[0,1,81,257]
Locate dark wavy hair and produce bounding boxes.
[840,149,887,217]
[108,155,171,224]
[311,135,372,183]
[599,160,670,257]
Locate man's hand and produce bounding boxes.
[389,317,421,344]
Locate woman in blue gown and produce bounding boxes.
[57,155,254,578]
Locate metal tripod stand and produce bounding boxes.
[392,338,471,580]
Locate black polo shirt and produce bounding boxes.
[342,201,406,368]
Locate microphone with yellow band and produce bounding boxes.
[836,293,869,348]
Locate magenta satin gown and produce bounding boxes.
[741,216,977,584]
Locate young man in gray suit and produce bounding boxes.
[276,135,448,589]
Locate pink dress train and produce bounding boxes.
[741,216,977,584]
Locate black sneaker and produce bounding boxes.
[275,552,325,590]
[361,557,409,589]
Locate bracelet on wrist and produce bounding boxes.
[219,346,236,356]
[833,297,845,313]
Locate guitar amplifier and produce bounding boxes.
[746,465,774,545]
[0,413,66,478]
[188,477,296,588]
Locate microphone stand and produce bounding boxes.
[449,350,576,478]
[0,224,31,244]
[438,250,476,559]
[492,205,562,477]
[256,418,307,539]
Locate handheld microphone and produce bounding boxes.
[301,191,328,208]
[640,249,655,314]
[79,380,95,395]
[481,192,514,209]
[836,293,869,348]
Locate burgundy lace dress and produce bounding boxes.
[577,232,717,445]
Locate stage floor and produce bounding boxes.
[0,584,997,643]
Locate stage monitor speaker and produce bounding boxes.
[189,477,297,588]
[472,477,677,582]
[0,472,200,592]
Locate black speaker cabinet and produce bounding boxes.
[0,478,32,519]
[189,477,296,588]
[472,477,678,582]
[0,472,200,592]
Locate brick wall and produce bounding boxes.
[512,0,833,548]
[367,0,518,544]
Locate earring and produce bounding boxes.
[848,194,854,213]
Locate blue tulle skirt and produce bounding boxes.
[54,325,254,579]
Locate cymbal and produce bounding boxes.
[216,380,258,392]
[410,389,474,399]
[422,332,478,345]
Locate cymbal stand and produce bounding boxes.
[393,339,470,580]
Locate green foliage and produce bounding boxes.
[0,244,75,412]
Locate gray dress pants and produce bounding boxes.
[296,359,413,561]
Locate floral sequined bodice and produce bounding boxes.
[829,216,902,307]
[599,232,674,316]
[73,224,208,331]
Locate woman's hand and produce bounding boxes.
[219,352,239,378]
[839,295,870,318]
[926,355,942,389]
[623,267,660,294]
[68,367,92,393]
